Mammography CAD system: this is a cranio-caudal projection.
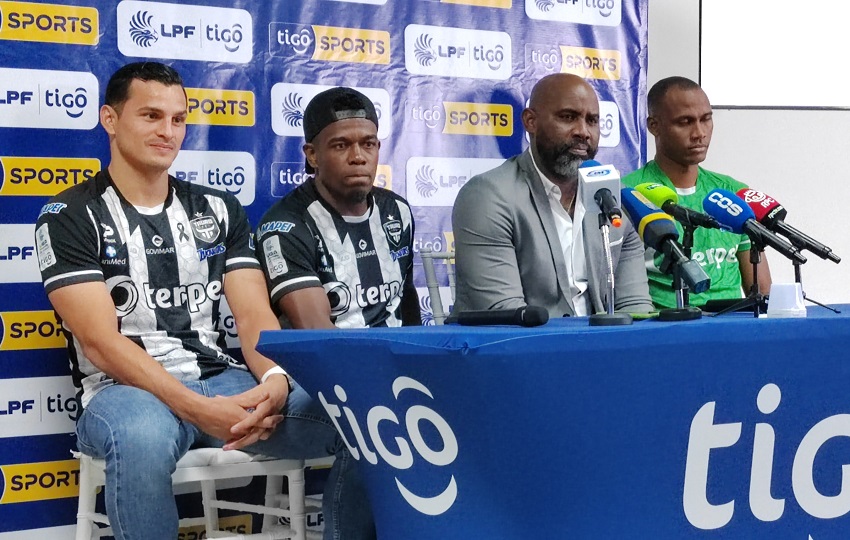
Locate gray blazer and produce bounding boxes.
[451,150,653,318]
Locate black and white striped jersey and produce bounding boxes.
[256,179,415,328]
[35,171,259,407]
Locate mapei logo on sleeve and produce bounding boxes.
[560,45,620,80]
[404,24,512,80]
[270,22,389,65]
[0,1,98,44]
[185,88,254,127]
[423,0,511,7]
[0,224,40,284]
[270,83,391,140]
[0,310,65,351]
[0,376,78,439]
[169,150,256,206]
[0,459,80,504]
[525,0,621,26]
[0,68,98,129]
[0,157,99,196]
[116,1,252,63]
[405,156,503,207]
[406,100,512,136]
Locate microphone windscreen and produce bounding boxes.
[634,182,679,206]
[702,189,756,234]
[519,305,549,326]
[579,160,602,168]
[457,305,549,327]
[620,188,679,250]
[736,188,787,224]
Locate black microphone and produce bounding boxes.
[457,306,549,327]
[593,188,623,227]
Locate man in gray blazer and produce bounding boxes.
[452,73,653,318]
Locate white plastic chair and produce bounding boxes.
[74,448,333,540]
[419,247,456,325]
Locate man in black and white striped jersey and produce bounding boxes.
[35,62,374,540]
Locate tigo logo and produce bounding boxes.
[560,46,620,80]
[169,151,256,206]
[0,310,65,351]
[0,157,99,196]
[271,163,391,197]
[185,88,254,127]
[270,22,389,65]
[406,157,503,207]
[0,224,40,284]
[443,102,512,136]
[0,1,98,45]
[598,100,620,147]
[0,459,79,504]
[117,1,253,63]
[404,24,512,80]
[0,376,78,438]
[0,68,98,129]
[526,0,621,26]
[271,83,391,139]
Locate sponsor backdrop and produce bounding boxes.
[0,0,647,536]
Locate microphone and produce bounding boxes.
[736,188,840,263]
[457,306,549,327]
[702,189,807,264]
[579,160,622,227]
[620,188,711,293]
[633,182,722,230]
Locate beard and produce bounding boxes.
[536,135,597,182]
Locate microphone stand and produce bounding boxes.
[790,240,841,314]
[713,242,768,318]
[658,223,702,321]
[589,213,633,326]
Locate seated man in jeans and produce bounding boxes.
[35,62,374,540]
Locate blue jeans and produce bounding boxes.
[76,367,375,540]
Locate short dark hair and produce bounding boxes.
[104,62,184,110]
[647,76,701,117]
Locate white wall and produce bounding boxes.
[648,0,850,304]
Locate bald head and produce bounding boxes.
[522,74,600,182]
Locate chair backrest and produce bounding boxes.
[419,247,456,325]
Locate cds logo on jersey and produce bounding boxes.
[423,0,511,7]
[560,46,620,80]
[0,376,78,438]
[0,311,64,351]
[383,219,402,248]
[0,459,79,504]
[443,102,512,136]
[271,83,392,140]
[0,157,99,196]
[185,88,254,127]
[189,216,221,243]
[1,224,40,284]
[404,24,512,80]
[526,0,622,26]
[271,22,389,65]
[406,157,503,207]
[117,1,253,63]
[0,68,98,129]
[0,1,98,45]
[170,150,256,206]
[318,376,459,515]
[142,280,222,313]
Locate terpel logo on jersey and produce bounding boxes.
[318,376,459,516]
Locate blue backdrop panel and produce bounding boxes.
[0,0,647,534]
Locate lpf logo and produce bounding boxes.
[404,24,512,81]
[0,68,98,129]
[405,156,504,207]
[319,376,459,515]
[270,83,391,139]
[169,151,256,206]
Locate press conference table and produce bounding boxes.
[257,306,850,539]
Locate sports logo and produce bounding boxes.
[0,68,98,129]
[185,88,254,127]
[170,151,256,206]
[383,219,402,247]
[270,22,389,65]
[443,102,512,136]
[526,0,622,26]
[560,46,620,80]
[271,83,391,139]
[0,157,100,197]
[0,311,65,351]
[404,24,512,80]
[406,157,503,207]
[0,1,98,45]
[0,459,80,504]
[117,1,253,63]
[190,216,220,243]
